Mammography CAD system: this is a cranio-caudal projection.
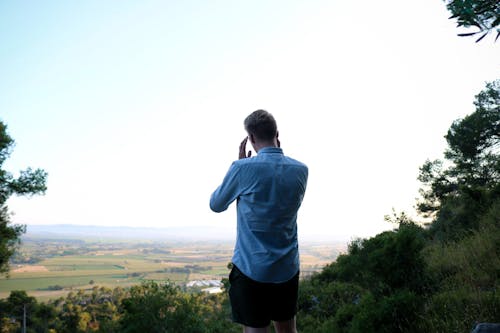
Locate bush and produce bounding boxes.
[47,285,64,290]
[417,289,500,333]
[317,222,427,296]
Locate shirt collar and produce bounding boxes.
[258,147,283,154]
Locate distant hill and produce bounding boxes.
[23,224,237,241]
[23,224,349,243]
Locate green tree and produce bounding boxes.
[297,221,428,333]
[445,80,500,182]
[417,80,500,239]
[120,281,206,333]
[1,290,38,332]
[0,120,47,275]
[317,222,427,296]
[444,0,500,42]
[32,303,59,333]
[60,303,86,333]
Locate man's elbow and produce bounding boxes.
[209,200,225,213]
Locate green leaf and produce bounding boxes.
[458,32,479,36]
[475,32,488,42]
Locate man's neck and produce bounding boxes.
[254,141,278,153]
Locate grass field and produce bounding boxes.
[1,239,343,301]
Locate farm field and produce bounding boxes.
[1,237,344,301]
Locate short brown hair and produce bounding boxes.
[244,110,277,141]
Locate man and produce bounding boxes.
[210,110,308,333]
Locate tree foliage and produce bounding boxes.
[120,281,207,333]
[0,283,240,333]
[417,80,500,240]
[445,0,500,42]
[0,121,47,275]
[297,221,428,333]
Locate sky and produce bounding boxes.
[1,0,499,243]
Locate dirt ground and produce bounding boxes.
[11,265,49,273]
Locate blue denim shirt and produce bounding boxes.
[210,147,308,283]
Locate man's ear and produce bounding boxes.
[249,133,256,144]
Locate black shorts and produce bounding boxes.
[228,265,299,328]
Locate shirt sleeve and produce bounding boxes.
[209,162,241,213]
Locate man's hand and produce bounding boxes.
[239,137,252,159]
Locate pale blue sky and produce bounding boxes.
[1,0,499,241]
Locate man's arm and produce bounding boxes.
[210,137,251,213]
[209,162,240,213]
